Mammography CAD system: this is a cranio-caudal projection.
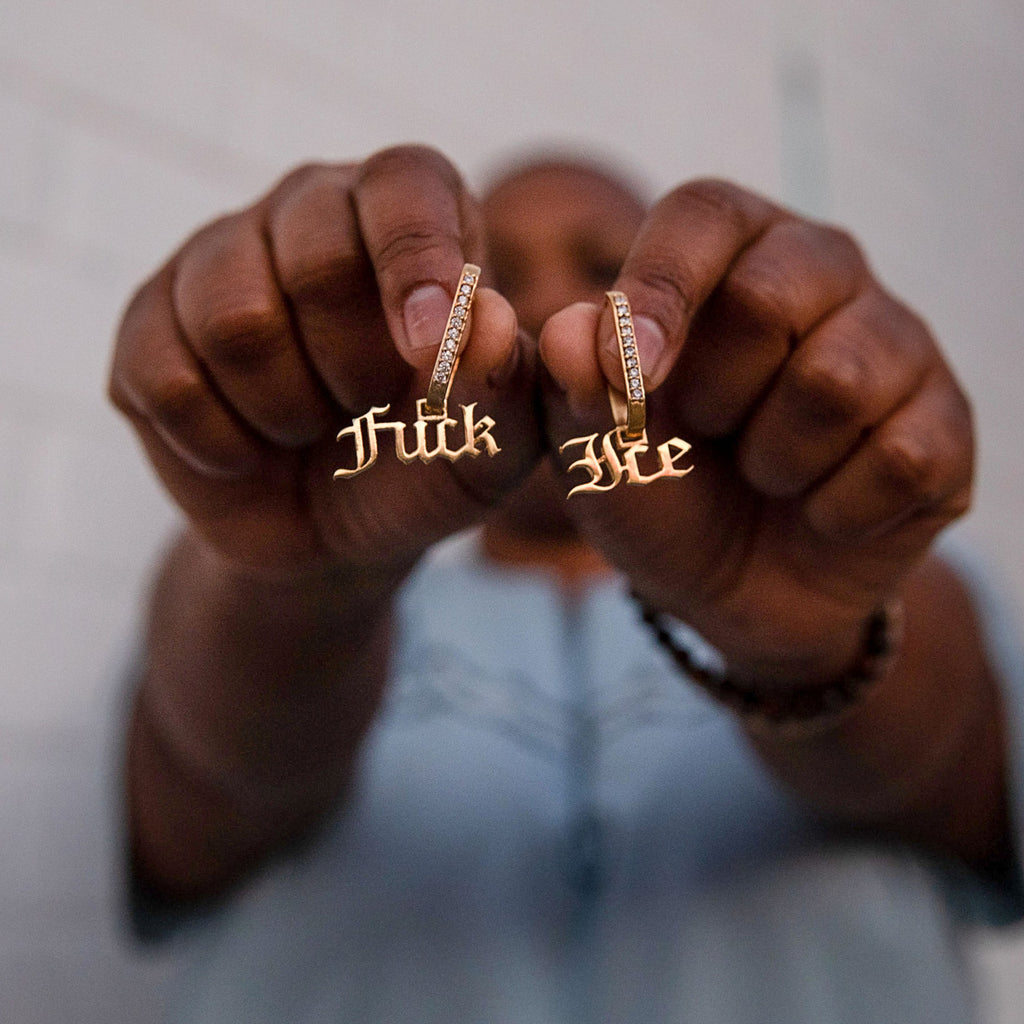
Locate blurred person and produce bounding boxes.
[110,145,1022,1023]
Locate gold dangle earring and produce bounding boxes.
[334,264,501,480]
[560,292,693,497]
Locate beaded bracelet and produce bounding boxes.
[635,596,904,733]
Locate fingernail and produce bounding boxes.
[403,284,451,351]
[633,315,667,381]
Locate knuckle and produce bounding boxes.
[107,372,134,416]
[272,163,352,220]
[358,144,461,191]
[874,430,939,498]
[144,369,209,432]
[934,378,976,461]
[779,220,868,291]
[659,177,762,239]
[873,376,975,508]
[269,169,367,300]
[118,272,162,332]
[952,386,975,448]
[806,222,865,267]
[117,267,174,349]
[786,350,868,425]
[278,239,365,302]
[944,483,974,522]
[853,289,935,362]
[110,276,170,412]
[268,161,338,200]
[195,299,290,370]
[672,177,749,219]
[352,146,468,291]
[723,258,793,332]
[633,259,702,329]
[280,245,364,301]
[181,211,243,258]
[938,391,976,494]
[373,223,462,279]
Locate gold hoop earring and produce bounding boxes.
[559,291,693,497]
[334,264,501,480]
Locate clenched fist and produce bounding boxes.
[540,179,973,683]
[110,146,541,577]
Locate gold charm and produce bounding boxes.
[334,400,499,478]
[561,291,693,497]
[334,264,502,480]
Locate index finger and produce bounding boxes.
[352,145,485,370]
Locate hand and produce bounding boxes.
[540,179,974,682]
[110,146,540,577]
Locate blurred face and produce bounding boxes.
[483,162,647,338]
[480,161,647,541]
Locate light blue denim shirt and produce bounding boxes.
[157,533,1024,1024]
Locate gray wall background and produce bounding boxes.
[1,0,1022,1020]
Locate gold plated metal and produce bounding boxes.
[334,263,501,480]
[559,291,693,497]
[424,264,480,418]
[607,292,645,440]
[560,429,693,497]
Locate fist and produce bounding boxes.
[110,146,541,576]
[541,179,973,679]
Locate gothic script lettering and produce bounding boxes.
[334,400,500,480]
[560,428,692,497]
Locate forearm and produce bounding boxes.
[746,554,1010,871]
[127,528,411,901]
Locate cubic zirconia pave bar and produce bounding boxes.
[424,264,480,418]
[607,291,645,440]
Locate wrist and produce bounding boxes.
[636,595,905,735]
